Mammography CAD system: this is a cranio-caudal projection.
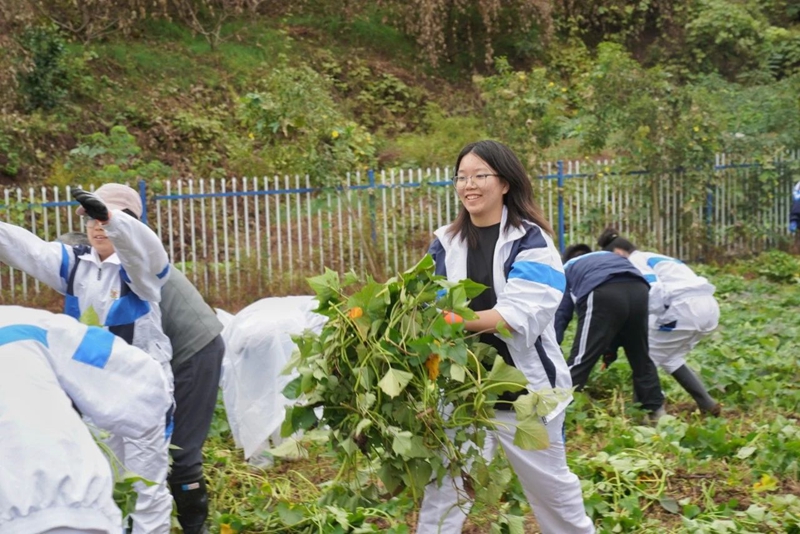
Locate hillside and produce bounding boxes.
[1,1,800,188]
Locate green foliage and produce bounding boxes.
[0,132,21,177]
[236,57,376,185]
[53,125,173,187]
[685,0,767,79]
[475,57,570,165]
[764,26,800,80]
[741,250,800,283]
[16,25,69,112]
[385,103,489,168]
[283,257,568,507]
[316,53,426,134]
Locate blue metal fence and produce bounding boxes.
[1,155,797,301]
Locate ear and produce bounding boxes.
[500,178,510,195]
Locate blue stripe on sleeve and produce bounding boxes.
[508,261,567,292]
[0,325,49,348]
[563,250,611,270]
[63,294,81,319]
[644,273,658,283]
[72,327,115,369]
[647,256,683,268]
[105,293,150,327]
[156,264,170,279]
[59,244,70,284]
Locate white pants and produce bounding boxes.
[106,426,172,534]
[416,410,595,534]
[42,530,109,534]
[650,295,720,374]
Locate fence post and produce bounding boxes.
[138,179,148,224]
[557,160,565,253]
[368,169,377,246]
[705,176,713,256]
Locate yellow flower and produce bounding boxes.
[348,306,363,319]
[547,82,555,87]
[517,73,527,81]
[753,473,778,493]
[693,125,700,132]
[425,353,441,381]
[220,524,234,534]
[248,132,254,140]
[561,87,568,93]
[331,130,340,139]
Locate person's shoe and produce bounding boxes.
[671,365,719,415]
[646,405,668,425]
[170,478,209,534]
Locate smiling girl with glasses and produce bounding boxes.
[419,140,595,534]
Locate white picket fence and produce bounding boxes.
[0,155,797,302]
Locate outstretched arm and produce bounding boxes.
[0,221,71,293]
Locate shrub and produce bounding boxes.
[16,25,69,112]
[236,59,376,186]
[685,0,768,79]
[50,125,173,187]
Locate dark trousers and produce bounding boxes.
[169,334,225,485]
[567,280,664,411]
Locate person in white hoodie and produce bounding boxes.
[0,306,173,534]
[0,184,175,533]
[419,140,594,534]
[597,228,721,415]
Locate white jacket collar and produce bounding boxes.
[78,247,120,267]
[434,205,526,250]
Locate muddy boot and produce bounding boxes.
[646,405,668,426]
[171,478,210,534]
[671,364,720,415]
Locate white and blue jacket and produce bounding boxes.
[554,251,648,343]
[791,180,800,229]
[0,306,172,534]
[0,210,173,372]
[626,250,716,331]
[428,206,573,422]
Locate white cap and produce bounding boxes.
[76,183,142,219]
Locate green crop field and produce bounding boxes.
[199,252,800,534]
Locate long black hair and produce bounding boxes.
[448,140,553,248]
[597,226,637,252]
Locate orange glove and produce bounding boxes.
[442,310,464,324]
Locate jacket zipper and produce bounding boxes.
[97,267,102,281]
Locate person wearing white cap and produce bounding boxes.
[0,306,173,534]
[0,183,174,533]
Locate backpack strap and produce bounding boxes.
[63,245,91,320]
[63,247,148,345]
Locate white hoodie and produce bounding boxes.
[0,306,173,534]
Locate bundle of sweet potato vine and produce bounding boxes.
[282,256,569,500]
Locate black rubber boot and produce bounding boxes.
[171,478,210,534]
[671,364,720,415]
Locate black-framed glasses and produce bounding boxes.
[451,173,498,189]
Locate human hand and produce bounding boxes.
[442,310,464,324]
[72,187,109,222]
[600,349,618,371]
